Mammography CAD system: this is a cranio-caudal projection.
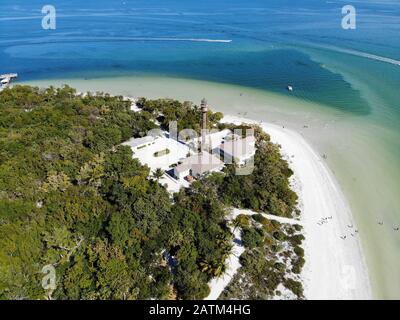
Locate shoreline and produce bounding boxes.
[124,97,372,299]
[222,115,372,299]
[20,77,386,298]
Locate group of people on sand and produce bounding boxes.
[340,223,359,240]
[377,221,399,231]
[317,216,332,226]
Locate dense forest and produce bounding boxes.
[0,85,302,300]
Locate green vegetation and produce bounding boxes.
[0,86,304,300]
[152,168,165,181]
[220,214,304,300]
[216,124,298,217]
[136,98,223,133]
[192,124,304,299]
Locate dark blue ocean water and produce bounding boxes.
[1,0,399,115]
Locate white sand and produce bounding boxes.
[205,207,303,300]
[205,209,245,300]
[124,96,372,299]
[222,115,372,300]
[25,77,396,298]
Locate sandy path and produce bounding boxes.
[205,210,245,300]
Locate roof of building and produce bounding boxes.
[174,163,191,174]
[219,135,256,158]
[175,151,223,175]
[184,129,231,150]
[123,135,155,148]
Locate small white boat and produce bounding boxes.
[287,85,293,92]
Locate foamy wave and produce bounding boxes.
[123,37,232,43]
[0,36,232,45]
[331,47,400,66]
[303,42,400,66]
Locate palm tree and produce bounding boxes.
[212,261,226,277]
[199,259,212,274]
[199,259,227,278]
[168,230,184,248]
[231,218,242,233]
[220,243,233,259]
[152,168,164,181]
[216,233,232,245]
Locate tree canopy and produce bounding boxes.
[0,86,303,300]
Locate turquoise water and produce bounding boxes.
[1,0,400,298]
[2,0,399,114]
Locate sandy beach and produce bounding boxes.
[24,76,395,298]
[222,115,372,300]
[125,97,372,299]
[125,97,367,300]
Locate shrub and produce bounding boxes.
[292,257,305,274]
[272,230,285,241]
[288,234,305,246]
[284,278,303,298]
[271,220,281,229]
[235,214,250,229]
[270,244,279,253]
[294,224,302,232]
[263,235,274,247]
[274,262,285,272]
[252,213,268,225]
[242,228,264,249]
[294,246,304,257]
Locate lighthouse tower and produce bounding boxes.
[200,98,208,152]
